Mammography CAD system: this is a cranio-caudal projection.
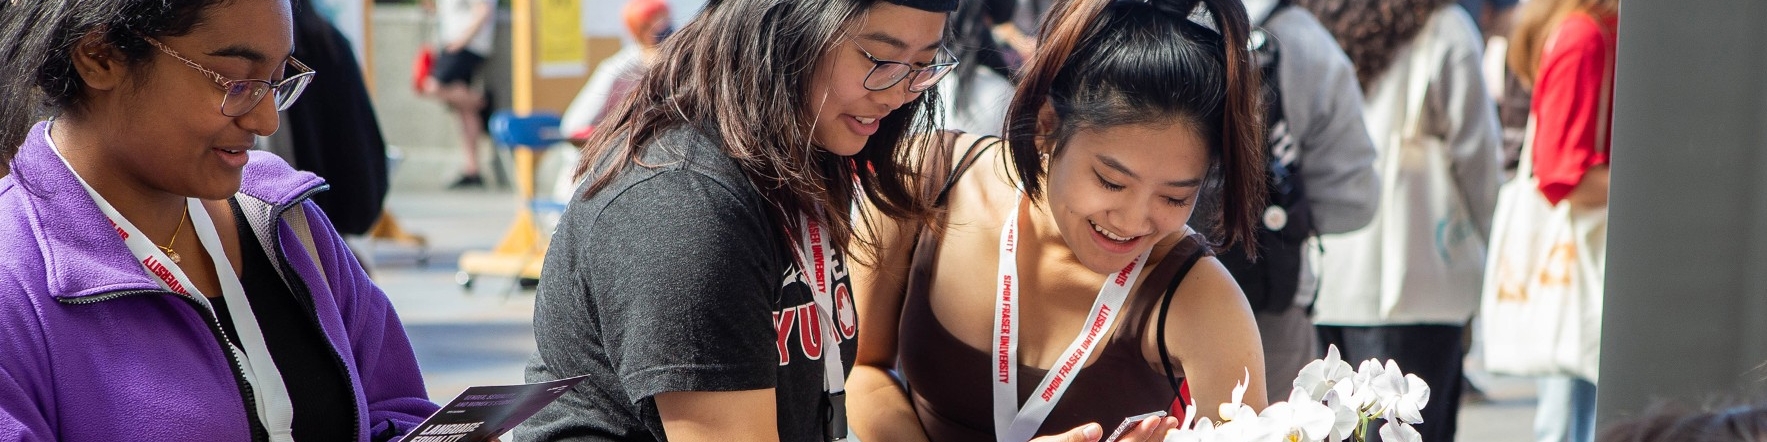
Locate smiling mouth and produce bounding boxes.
[1091,220,1139,243]
[853,116,877,125]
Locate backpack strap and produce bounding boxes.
[285,204,330,289]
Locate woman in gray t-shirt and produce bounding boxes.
[519,0,959,441]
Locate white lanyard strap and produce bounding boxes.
[51,137,297,442]
[793,212,846,394]
[991,197,1152,442]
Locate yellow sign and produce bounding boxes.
[537,0,586,78]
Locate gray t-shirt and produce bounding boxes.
[519,125,858,441]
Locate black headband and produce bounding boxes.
[885,0,958,12]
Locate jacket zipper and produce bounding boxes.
[269,197,363,440]
[62,290,271,442]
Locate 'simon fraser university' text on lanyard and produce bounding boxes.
[992,196,1152,442]
[792,211,850,441]
[50,133,298,442]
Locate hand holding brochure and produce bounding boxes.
[402,375,589,442]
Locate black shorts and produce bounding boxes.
[430,49,485,86]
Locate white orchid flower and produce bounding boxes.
[1378,421,1423,442]
[1165,417,1215,442]
[1256,388,1335,441]
[1218,368,1257,422]
[1380,372,1430,425]
[1319,388,1359,442]
[1178,400,1198,430]
[1368,359,1407,417]
[1349,358,1386,410]
[1293,345,1356,403]
[1364,360,1427,424]
[1208,413,1275,442]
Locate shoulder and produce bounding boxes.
[1265,7,1343,62]
[238,152,326,207]
[1426,4,1485,55]
[1157,234,1246,316]
[1548,12,1616,57]
[1264,7,1362,103]
[574,163,777,254]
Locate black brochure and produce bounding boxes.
[402,375,590,442]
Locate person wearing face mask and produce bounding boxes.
[0,0,440,440]
[558,0,672,143]
[847,0,1270,441]
[517,0,957,440]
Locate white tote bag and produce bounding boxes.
[1314,18,1490,325]
[1479,179,1606,381]
[1479,31,1612,381]
[1375,28,1489,320]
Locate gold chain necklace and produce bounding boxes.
[158,206,189,264]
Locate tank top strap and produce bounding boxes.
[1112,233,1214,347]
[903,133,1002,308]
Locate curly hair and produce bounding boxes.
[1295,0,1456,90]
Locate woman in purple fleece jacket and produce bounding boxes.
[0,0,440,441]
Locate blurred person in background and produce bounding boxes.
[936,0,1018,135]
[420,0,496,189]
[1508,0,1620,440]
[559,0,671,143]
[256,0,391,239]
[1298,0,1504,439]
[1195,0,1380,404]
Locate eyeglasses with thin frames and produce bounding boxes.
[853,41,957,93]
[139,36,315,118]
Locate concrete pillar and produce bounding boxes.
[1599,0,1767,426]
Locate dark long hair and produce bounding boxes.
[1297,0,1454,90]
[0,0,232,172]
[1005,0,1267,252]
[572,0,945,256]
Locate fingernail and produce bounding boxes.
[1083,423,1102,439]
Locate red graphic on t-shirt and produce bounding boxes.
[774,252,855,366]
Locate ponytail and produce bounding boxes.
[1197,0,1267,254]
[1004,0,1267,253]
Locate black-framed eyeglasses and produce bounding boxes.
[140,36,315,117]
[853,41,958,93]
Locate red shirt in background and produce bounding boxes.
[1531,11,1618,205]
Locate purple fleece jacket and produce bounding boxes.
[0,122,439,441]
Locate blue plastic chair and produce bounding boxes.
[488,110,565,150]
[460,110,568,294]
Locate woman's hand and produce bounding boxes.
[1029,423,1104,442]
[1027,416,1179,442]
[1104,416,1181,442]
[1565,164,1609,210]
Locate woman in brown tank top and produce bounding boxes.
[847,0,1272,441]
